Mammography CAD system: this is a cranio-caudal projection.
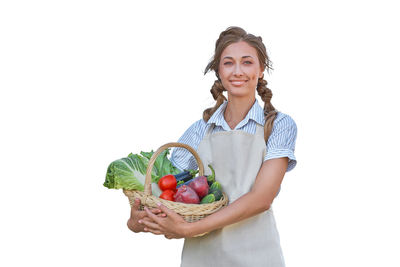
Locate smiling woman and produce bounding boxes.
[202,26,277,137]
[127,26,298,267]
[218,42,264,100]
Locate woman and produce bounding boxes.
[127,26,297,266]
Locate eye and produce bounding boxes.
[244,61,252,65]
[223,61,233,65]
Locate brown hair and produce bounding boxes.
[203,26,278,142]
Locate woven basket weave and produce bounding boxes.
[123,142,228,236]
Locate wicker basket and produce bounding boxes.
[123,142,228,236]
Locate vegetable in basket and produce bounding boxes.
[174,169,198,183]
[158,174,177,191]
[174,185,200,204]
[206,164,216,185]
[174,164,224,203]
[103,149,180,197]
[188,176,209,198]
[209,187,223,201]
[200,194,215,204]
[159,189,175,201]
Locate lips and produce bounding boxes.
[230,80,248,86]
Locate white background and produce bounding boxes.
[1,0,399,266]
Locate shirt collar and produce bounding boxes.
[207,99,265,129]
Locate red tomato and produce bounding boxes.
[159,189,175,201]
[158,174,177,191]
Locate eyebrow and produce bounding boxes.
[222,56,253,60]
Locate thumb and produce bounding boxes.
[131,198,141,214]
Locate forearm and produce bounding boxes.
[185,191,271,237]
[184,158,287,237]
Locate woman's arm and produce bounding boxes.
[141,157,288,238]
[186,157,288,236]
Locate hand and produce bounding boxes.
[140,204,190,239]
[127,198,166,233]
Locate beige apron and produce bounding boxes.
[180,123,285,267]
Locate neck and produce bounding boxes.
[224,95,256,130]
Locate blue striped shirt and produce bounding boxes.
[171,99,297,172]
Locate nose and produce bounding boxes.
[233,63,243,76]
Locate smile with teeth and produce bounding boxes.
[230,80,248,86]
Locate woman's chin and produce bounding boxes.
[227,87,255,98]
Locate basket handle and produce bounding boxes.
[144,142,205,195]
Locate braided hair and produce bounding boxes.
[203,26,277,142]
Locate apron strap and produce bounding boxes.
[255,123,265,138]
[205,123,215,137]
[207,123,264,137]
[256,123,267,161]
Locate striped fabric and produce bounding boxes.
[170,99,297,172]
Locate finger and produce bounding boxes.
[138,210,163,220]
[137,209,161,220]
[144,227,163,235]
[137,210,151,220]
[139,218,160,230]
[131,198,141,216]
[149,208,162,214]
[133,198,141,209]
[144,207,162,224]
[141,217,156,223]
[158,203,178,218]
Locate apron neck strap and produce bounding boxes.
[205,123,216,137]
[206,123,264,138]
[255,123,265,138]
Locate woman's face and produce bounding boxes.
[218,41,264,99]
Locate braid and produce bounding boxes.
[257,77,278,142]
[203,80,227,122]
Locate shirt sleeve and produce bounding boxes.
[170,119,205,171]
[264,113,298,172]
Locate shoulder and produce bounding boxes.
[191,118,208,129]
[183,118,208,136]
[176,118,208,149]
[270,112,297,136]
[266,111,298,151]
[265,111,298,172]
[171,118,207,171]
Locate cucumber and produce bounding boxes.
[210,189,223,201]
[210,181,222,192]
[200,194,215,204]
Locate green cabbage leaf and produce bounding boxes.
[103,148,180,196]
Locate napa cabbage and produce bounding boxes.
[103,149,180,197]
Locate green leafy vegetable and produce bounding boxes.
[103,149,180,196]
[140,149,180,182]
[103,153,146,191]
